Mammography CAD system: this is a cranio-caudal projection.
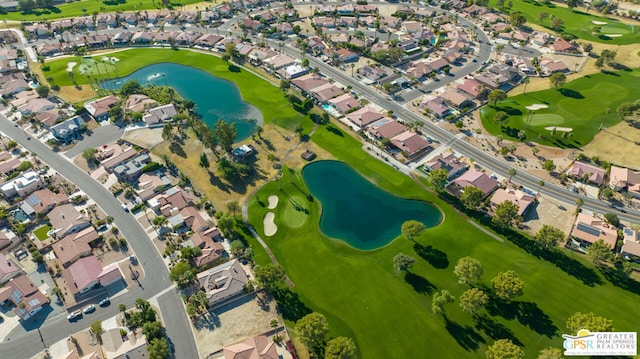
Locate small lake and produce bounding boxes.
[302,161,442,250]
[100,63,261,141]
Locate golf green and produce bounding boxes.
[282,194,308,229]
[302,160,442,250]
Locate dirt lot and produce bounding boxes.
[194,292,281,358]
[122,127,166,149]
[522,194,576,236]
[68,328,104,359]
[582,120,640,169]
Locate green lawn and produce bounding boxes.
[33,225,52,241]
[249,122,640,358]
[480,69,640,147]
[0,0,205,21]
[44,48,306,131]
[488,0,640,44]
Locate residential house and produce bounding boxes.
[180,206,209,232]
[136,172,173,201]
[405,61,433,81]
[148,187,194,215]
[120,12,138,26]
[0,75,28,96]
[335,48,359,63]
[195,34,222,48]
[291,73,329,94]
[358,65,387,83]
[421,97,452,118]
[175,31,200,46]
[48,204,91,239]
[402,21,423,34]
[36,110,62,127]
[197,259,249,307]
[457,79,484,98]
[440,86,474,109]
[0,158,21,177]
[551,38,577,54]
[452,169,499,197]
[112,154,151,182]
[18,98,55,116]
[390,131,432,160]
[102,329,148,359]
[328,93,360,114]
[62,255,123,297]
[313,16,335,28]
[264,54,296,71]
[131,31,154,44]
[309,83,344,103]
[571,213,618,249]
[0,170,44,198]
[569,161,606,185]
[489,188,535,217]
[112,31,133,46]
[621,228,640,263]
[366,118,406,140]
[279,63,310,80]
[185,232,225,267]
[143,104,177,125]
[425,58,449,72]
[223,335,278,359]
[609,165,640,198]
[0,275,49,320]
[424,151,468,180]
[50,115,86,143]
[345,106,383,128]
[19,188,68,217]
[10,90,38,107]
[84,95,119,121]
[0,253,20,284]
[101,146,138,172]
[53,235,92,268]
[124,94,157,113]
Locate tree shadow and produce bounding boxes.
[272,288,312,322]
[228,64,241,73]
[559,88,585,99]
[325,125,344,136]
[404,271,436,295]
[498,106,523,116]
[208,171,230,193]
[609,62,631,71]
[413,243,449,269]
[169,142,186,158]
[473,314,522,346]
[444,315,485,351]
[485,295,558,338]
[598,265,640,296]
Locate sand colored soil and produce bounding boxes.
[263,212,277,236]
[582,121,640,169]
[267,195,278,209]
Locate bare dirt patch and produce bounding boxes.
[122,127,166,149]
[522,195,576,236]
[582,121,640,169]
[55,85,96,104]
[193,293,280,358]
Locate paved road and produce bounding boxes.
[0,114,198,359]
[63,124,124,158]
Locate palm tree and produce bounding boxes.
[521,77,530,95]
[508,168,516,182]
[537,180,544,197]
[227,201,240,217]
[575,198,584,215]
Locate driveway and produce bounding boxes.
[63,125,124,158]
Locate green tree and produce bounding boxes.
[460,186,485,210]
[216,215,234,237]
[566,312,614,334]
[295,312,329,355]
[459,288,489,313]
[120,80,143,97]
[491,270,524,301]
[537,11,549,23]
[585,239,614,265]
[493,111,509,126]
[486,339,525,359]
[393,253,416,272]
[280,79,291,91]
[199,153,209,169]
[255,263,286,291]
[537,347,563,359]
[509,11,526,28]
[169,261,194,288]
[603,213,620,227]
[401,220,425,241]
[534,225,565,250]
[432,289,455,316]
[492,200,520,228]
[82,148,97,161]
[582,42,593,54]
[428,168,449,192]
[225,42,238,60]
[118,304,126,313]
[230,240,245,257]
[454,257,484,285]
[162,123,173,142]
[542,159,556,173]
[488,89,507,107]
[325,336,357,359]
[567,0,578,8]
[214,119,237,152]
[550,72,567,89]
[550,17,564,31]
[142,321,164,341]
[601,187,614,200]
[147,338,170,359]
[508,168,517,182]
[90,320,103,338]
[227,201,240,217]
[36,84,50,98]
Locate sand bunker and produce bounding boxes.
[526,104,549,111]
[592,21,608,25]
[544,126,573,132]
[604,34,623,37]
[267,195,279,209]
[66,62,77,72]
[263,212,277,236]
[101,56,120,63]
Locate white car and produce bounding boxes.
[83,305,95,314]
[67,311,82,321]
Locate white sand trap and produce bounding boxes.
[66,62,77,72]
[592,21,608,25]
[267,195,279,209]
[263,212,277,236]
[526,104,548,111]
[604,34,623,37]
[545,126,573,132]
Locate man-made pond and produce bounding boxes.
[302,161,442,250]
[100,63,262,140]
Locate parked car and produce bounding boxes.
[99,297,110,307]
[83,305,95,314]
[121,203,129,212]
[67,311,82,321]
